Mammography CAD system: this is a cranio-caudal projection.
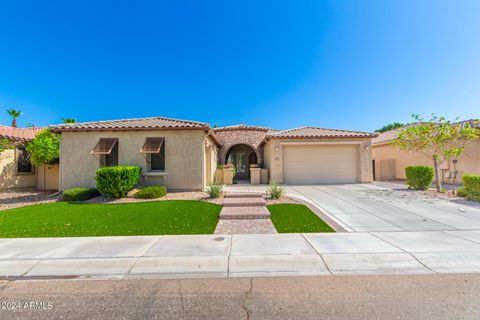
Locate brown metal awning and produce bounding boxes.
[140,137,164,154]
[90,138,118,155]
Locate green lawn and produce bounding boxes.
[267,204,335,233]
[0,200,221,238]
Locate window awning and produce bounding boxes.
[140,137,164,154]
[90,138,118,155]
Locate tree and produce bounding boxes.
[6,109,22,127]
[26,129,61,165]
[392,114,479,192]
[26,129,61,190]
[375,122,404,133]
[61,118,76,124]
[0,138,14,154]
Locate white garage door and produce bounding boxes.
[283,145,359,184]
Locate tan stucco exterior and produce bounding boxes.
[0,148,37,190]
[372,140,480,181]
[59,129,212,191]
[265,138,373,184]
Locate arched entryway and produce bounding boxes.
[225,144,258,181]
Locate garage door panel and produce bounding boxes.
[283,145,358,184]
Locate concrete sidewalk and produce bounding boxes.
[2,231,480,280]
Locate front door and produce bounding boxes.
[235,152,248,180]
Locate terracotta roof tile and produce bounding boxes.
[50,117,209,132]
[213,124,273,132]
[268,126,377,139]
[0,126,43,141]
[372,119,480,145]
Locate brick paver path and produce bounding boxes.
[214,192,277,234]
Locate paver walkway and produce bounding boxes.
[214,192,277,234]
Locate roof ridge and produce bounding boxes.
[50,116,209,127]
[271,126,375,136]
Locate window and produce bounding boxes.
[17,147,33,174]
[91,138,118,167]
[141,138,165,171]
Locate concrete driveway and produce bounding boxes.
[225,183,480,232]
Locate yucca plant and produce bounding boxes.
[267,182,283,199]
[205,181,223,198]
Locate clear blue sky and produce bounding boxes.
[0,1,479,131]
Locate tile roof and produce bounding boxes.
[372,119,480,145]
[213,124,273,132]
[268,126,377,139]
[372,125,408,144]
[50,117,210,132]
[0,125,43,141]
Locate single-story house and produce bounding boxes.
[372,119,480,183]
[51,117,377,191]
[0,125,59,190]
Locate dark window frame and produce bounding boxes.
[16,147,34,175]
[149,143,165,172]
[99,140,119,167]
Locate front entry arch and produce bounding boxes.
[225,144,257,181]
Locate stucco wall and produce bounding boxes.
[59,130,207,191]
[266,138,373,184]
[372,140,480,180]
[0,148,37,190]
[214,129,267,165]
[204,136,218,185]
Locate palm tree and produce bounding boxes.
[6,109,22,127]
[61,118,76,124]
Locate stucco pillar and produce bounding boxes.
[223,167,234,185]
[250,167,261,185]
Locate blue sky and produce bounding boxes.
[0,1,479,131]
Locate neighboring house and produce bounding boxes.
[0,125,59,190]
[51,117,377,191]
[372,120,480,183]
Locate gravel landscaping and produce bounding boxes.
[85,191,223,205]
[0,189,61,211]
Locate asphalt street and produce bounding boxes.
[1,274,479,320]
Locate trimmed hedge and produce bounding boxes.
[62,188,100,202]
[134,186,167,199]
[405,166,434,190]
[456,187,468,198]
[96,166,142,198]
[462,174,480,201]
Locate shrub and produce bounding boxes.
[96,166,142,198]
[134,186,167,199]
[456,187,468,198]
[204,182,223,198]
[463,174,480,201]
[267,182,283,199]
[62,188,100,202]
[405,166,434,190]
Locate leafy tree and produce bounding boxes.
[0,138,14,154]
[375,122,404,133]
[6,109,22,127]
[61,118,76,124]
[392,114,479,192]
[26,129,61,165]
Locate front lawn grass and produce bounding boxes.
[0,200,221,238]
[267,204,335,233]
